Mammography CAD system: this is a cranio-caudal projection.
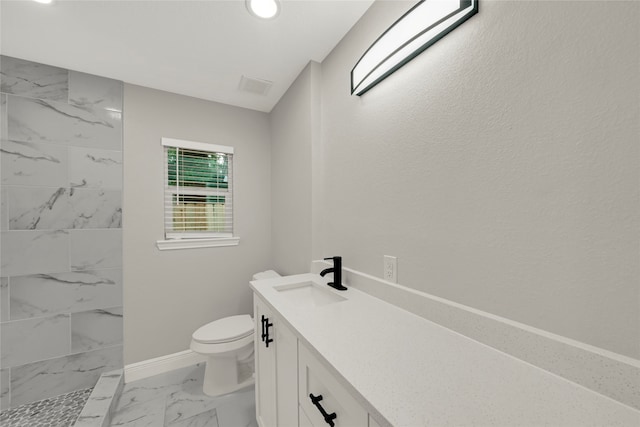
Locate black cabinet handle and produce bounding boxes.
[261,315,273,348]
[309,393,337,427]
[265,318,273,347]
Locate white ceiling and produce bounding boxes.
[0,0,374,112]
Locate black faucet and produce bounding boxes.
[320,256,347,291]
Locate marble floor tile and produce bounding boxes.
[0,367,9,410]
[72,307,123,353]
[0,56,68,102]
[0,314,70,367]
[9,270,122,320]
[10,345,122,407]
[110,364,256,427]
[111,396,165,427]
[68,71,123,113]
[163,385,220,425]
[1,139,68,187]
[69,146,122,190]
[69,229,122,271]
[116,364,204,413]
[168,408,218,427]
[7,95,121,150]
[214,388,257,427]
[0,229,69,277]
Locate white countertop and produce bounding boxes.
[250,273,640,427]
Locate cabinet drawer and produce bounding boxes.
[298,344,367,427]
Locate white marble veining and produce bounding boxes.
[69,189,122,229]
[9,270,122,320]
[70,229,122,271]
[252,274,640,427]
[72,307,123,353]
[8,187,69,230]
[0,56,123,412]
[0,56,68,102]
[7,95,122,150]
[69,147,123,189]
[311,261,640,411]
[112,364,255,427]
[0,277,7,322]
[0,314,70,367]
[7,187,120,230]
[1,140,68,187]
[168,408,219,427]
[69,71,123,113]
[117,364,203,414]
[10,345,123,407]
[0,230,69,276]
[1,93,7,140]
[164,386,220,424]
[0,190,6,232]
[111,396,166,427]
[75,369,123,427]
[0,368,9,410]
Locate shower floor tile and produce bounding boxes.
[0,387,93,427]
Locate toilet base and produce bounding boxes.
[201,351,255,397]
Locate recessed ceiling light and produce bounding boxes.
[33,0,54,4]
[246,0,281,20]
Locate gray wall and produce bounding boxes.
[0,56,124,409]
[312,0,639,358]
[269,62,322,275]
[123,84,272,364]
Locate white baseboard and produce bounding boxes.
[124,350,206,383]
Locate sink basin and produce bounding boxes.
[274,281,346,308]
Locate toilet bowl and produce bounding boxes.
[190,270,280,397]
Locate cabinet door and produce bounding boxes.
[276,317,298,427]
[254,295,299,427]
[298,343,368,427]
[255,297,277,427]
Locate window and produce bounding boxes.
[157,138,239,250]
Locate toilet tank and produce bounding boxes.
[252,270,280,280]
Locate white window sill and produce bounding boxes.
[156,237,240,251]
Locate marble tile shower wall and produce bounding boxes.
[0,56,123,410]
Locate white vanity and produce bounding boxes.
[250,273,639,427]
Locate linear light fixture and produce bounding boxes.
[351,0,478,96]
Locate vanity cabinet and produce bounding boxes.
[254,296,298,427]
[298,344,368,427]
[254,292,376,427]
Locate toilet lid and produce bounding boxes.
[192,314,253,344]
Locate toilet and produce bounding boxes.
[190,270,281,397]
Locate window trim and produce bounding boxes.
[157,137,239,250]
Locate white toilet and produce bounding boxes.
[190,270,280,397]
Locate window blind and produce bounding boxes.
[162,138,234,239]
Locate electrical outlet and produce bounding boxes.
[384,255,397,283]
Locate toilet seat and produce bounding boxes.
[192,314,253,344]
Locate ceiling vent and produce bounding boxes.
[239,75,273,96]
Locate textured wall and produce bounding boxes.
[123,84,272,364]
[0,56,124,409]
[317,0,639,358]
[270,62,319,275]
